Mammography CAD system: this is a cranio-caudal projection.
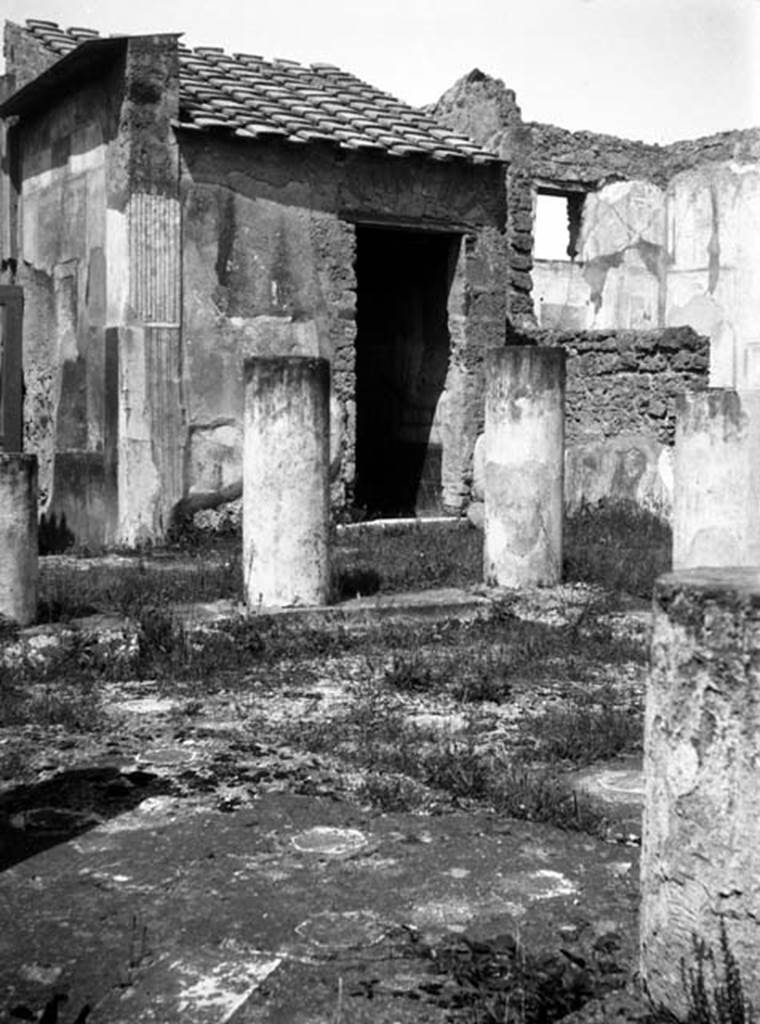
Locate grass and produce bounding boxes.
[405,929,602,1024]
[5,526,649,840]
[331,520,482,596]
[274,674,615,835]
[37,550,243,623]
[523,682,643,764]
[564,498,671,598]
[2,585,646,818]
[383,646,513,702]
[679,918,756,1024]
[34,495,669,625]
[648,917,756,1024]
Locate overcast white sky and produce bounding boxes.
[2,0,758,143]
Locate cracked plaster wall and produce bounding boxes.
[13,68,123,546]
[4,33,185,548]
[532,164,760,395]
[429,72,760,373]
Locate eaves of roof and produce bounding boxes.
[0,35,129,118]
[1,18,504,169]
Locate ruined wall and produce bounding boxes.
[525,121,664,186]
[533,178,668,331]
[525,325,708,516]
[470,326,708,520]
[666,161,760,388]
[429,71,760,364]
[430,73,664,327]
[532,162,760,392]
[180,133,506,520]
[524,326,708,443]
[14,66,124,545]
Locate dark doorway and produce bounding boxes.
[354,227,458,517]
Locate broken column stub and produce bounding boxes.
[243,356,330,609]
[0,454,38,626]
[673,388,760,569]
[641,568,760,1012]
[484,346,565,587]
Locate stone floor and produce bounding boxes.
[1,583,650,1022]
[2,788,642,1022]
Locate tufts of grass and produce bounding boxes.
[279,684,609,835]
[649,917,756,1024]
[0,744,26,780]
[449,647,513,703]
[523,683,643,765]
[402,926,615,1024]
[383,652,437,694]
[678,917,756,1024]
[331,521,481,595]
[0,677,103,732]
[37,552,243,624]
[384,648,513,703]
[354,772,428,812]
[564,498,671,599]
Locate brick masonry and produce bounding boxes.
[510,325,710,445]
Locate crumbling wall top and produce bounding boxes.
[429,69,760,188]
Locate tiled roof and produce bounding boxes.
[18,18,499,165]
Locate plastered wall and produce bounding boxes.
[179,134,506,522]
[15,70,122,545]
[532,165,760,393]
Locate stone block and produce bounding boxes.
[641,568,760,1013]
[0,454,38,625]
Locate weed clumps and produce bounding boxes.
[671,917,756,1024]
[564,498,671,598]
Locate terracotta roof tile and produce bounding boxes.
[18,18,500,165]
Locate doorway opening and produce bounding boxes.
[354,226,458,517]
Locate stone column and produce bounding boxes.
[484,346,565,587]
[673,389,760,569]
[243,356,330,609]
[0,453,38,626]
[641,568,760,1013]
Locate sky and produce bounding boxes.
[2,0,758,144]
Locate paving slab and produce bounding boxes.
[1,792,640,1022]
[570,757,644,841]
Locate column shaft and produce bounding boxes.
[484,346,565,587]
[243,357,330,608]
[0,453,37,626]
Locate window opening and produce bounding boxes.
[533,190,585,261]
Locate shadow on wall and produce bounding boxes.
[563,498,672,598]
[38,511,75,555]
